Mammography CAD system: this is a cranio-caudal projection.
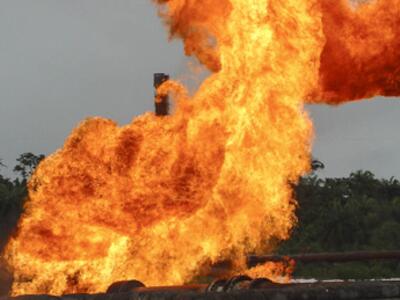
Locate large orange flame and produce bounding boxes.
[4,0,399,295]
[317,0,400,103]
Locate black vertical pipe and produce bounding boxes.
[154,73,170,116]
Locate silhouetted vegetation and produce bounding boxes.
[279,168,400,279]
[0,153,44,251]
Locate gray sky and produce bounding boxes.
[0,0,399,179]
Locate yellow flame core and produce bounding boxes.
[5,0,325,295]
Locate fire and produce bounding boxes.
[3,0,399,295]
[317,0,400,103]
[245,259,295,284]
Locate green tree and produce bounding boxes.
[0,153,45,251]
[279,169,400,279]
[13,152,45,181]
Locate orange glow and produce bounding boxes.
[245,259,295,284]
[4,0,399,295]
[316,0,400,103]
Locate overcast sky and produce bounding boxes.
[0,0,399,179]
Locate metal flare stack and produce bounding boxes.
[154,73,170,116]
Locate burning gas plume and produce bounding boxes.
[4,0,399,295]
[317,0,400,103]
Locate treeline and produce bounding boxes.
[280,169,400,278]
[0,153,44,250]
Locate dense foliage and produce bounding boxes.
[279,169,400,278]
[0,153,44,250]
